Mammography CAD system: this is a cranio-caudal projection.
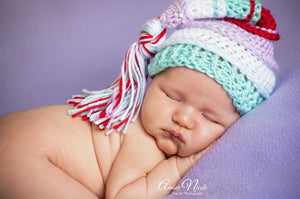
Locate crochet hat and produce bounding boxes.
[68,0,280,134]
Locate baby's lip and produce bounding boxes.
[163,129,185,143]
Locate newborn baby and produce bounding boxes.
[0,0,280,198]
[0,66,239,199]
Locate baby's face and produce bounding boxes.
[141,67,240,157]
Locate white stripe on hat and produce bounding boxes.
[161,28,276,97]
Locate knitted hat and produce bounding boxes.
[68,0,280,134]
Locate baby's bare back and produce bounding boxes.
[0,105,123,199]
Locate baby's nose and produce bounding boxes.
[172,104,197,129]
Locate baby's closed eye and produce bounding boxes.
[162,90,181,103]
[201,113,219,124]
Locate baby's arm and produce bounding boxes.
[105,127,210,199]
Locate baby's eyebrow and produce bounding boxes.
[201,101,226,118]
[166,85,183,95]
[202,106,219,118]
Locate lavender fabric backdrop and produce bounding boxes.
[0,0,171,115]
[1,0,299,198]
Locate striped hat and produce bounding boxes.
[149,0,280,114]
[68,0,280,134]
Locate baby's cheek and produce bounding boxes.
[188,126,223,153]
[140,105,160,137]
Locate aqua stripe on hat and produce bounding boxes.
[148,43,264,114]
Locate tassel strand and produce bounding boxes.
[68,17,166,134]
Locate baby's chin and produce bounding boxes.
[165,149,195,158]
[156,137,201,157]
[157,138,178,157]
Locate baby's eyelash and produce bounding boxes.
[163,90,180,102]
[202,113,219,124]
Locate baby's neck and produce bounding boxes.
[127,114,147,136]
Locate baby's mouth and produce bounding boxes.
[162,129,185,143]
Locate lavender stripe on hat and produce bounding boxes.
[180,19,278,70]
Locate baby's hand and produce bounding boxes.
[174,142,215,177]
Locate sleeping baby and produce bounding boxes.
[0,0,280,198]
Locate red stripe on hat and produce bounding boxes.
[243,0,255,23]
[224,7,279,40]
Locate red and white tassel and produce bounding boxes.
[68,17,166,134]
